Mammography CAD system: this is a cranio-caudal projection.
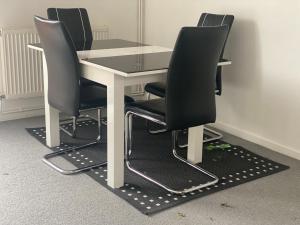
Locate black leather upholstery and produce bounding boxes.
[35,16,81,117]
[198,13,234,95]
[127,26,228,130]
[144,81,166,98]
[47,8,99,87]
[144,13,234,97]
[34,16,134,117]
[165,26,228,130]
[80,85,134,110]
[47,8,93,49]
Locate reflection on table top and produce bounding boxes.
[28,38,231,77]
[28,39,146,51]
[84,52,172,74]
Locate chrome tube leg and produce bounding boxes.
[43,108,107,175]
[60,117,77,138]
[172,130,178,150]
[145,92,150,130]
[128,114,133,156]
[125,112,130,160]
[172,140,219,192]
[203,127,223,143]
[124,111,219,195]
[60,115,90,138]
[125,112,183,194]
[96,108,102,142]
[147,124,168,135]
[177,129,187,149]
[72,117,77,138]
[43,141,106,175]
[177,127,224,149]
[43,143,107,175]
[146,92,167,134]
[125,111,133,158]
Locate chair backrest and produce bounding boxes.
[165,26,228,130]
[198,13,234,95]
[47,8,93,50]
[34,16,80,117]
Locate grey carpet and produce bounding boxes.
[0,116,299,225]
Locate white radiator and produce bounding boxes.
[93,28,109,40]
[0,27,109,100]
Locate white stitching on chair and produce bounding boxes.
[55,8,60,20]
[201,13,208,27]
[202,14,227,27]
[221,15,227,25]
[78,8,86,50]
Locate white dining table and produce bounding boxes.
[28,39,231,189]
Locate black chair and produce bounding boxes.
[47,8,93,50]
[48,8,97,86]
[125,26,228,194]
[198,13,234,96]
[47,8,106,137]
[34,16,133,175]
[144,13,234,143]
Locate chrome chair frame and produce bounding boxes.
[146,93,223,146]
[125,111,219,195]
[60,108,102,139]
[43,107,106,175]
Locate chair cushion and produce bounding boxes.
[126,98,166,122]
[80,85,134,110]
[145,81,221,98]
[81,77,106,88]
[144,82,166,98]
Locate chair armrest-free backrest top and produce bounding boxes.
[198,13,234,95]
[47,8,93,50]
[198,13,234,56]
[165,26,228,130]
[34,16,80,117]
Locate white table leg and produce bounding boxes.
[107,74,125,188]
[187,125,204,164]
[42,54,60,147]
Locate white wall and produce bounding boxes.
[0,0,138,119]
[0,0,138,40]
[144,0,300,159]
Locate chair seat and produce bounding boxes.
[144,82,166,98]
[145,81,221,98]
[81,77,106,88]
[80,85,134,110]
[126,98,166,122]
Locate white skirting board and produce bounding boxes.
[213,121,300,160]
[0,97,44,121]
[0,108,44,122]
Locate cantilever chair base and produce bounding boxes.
[125,111,219,195]
[177,127,223,149]
[147,124,223,148]
[60,116,92,138]
[43,108,105,175]
[43,140,106,175]
[60,108,103,138]
[146,93,223,144]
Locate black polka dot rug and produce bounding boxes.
[26,118,289,215]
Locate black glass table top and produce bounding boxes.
[84,52,173,74]
[30,39,146,51]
